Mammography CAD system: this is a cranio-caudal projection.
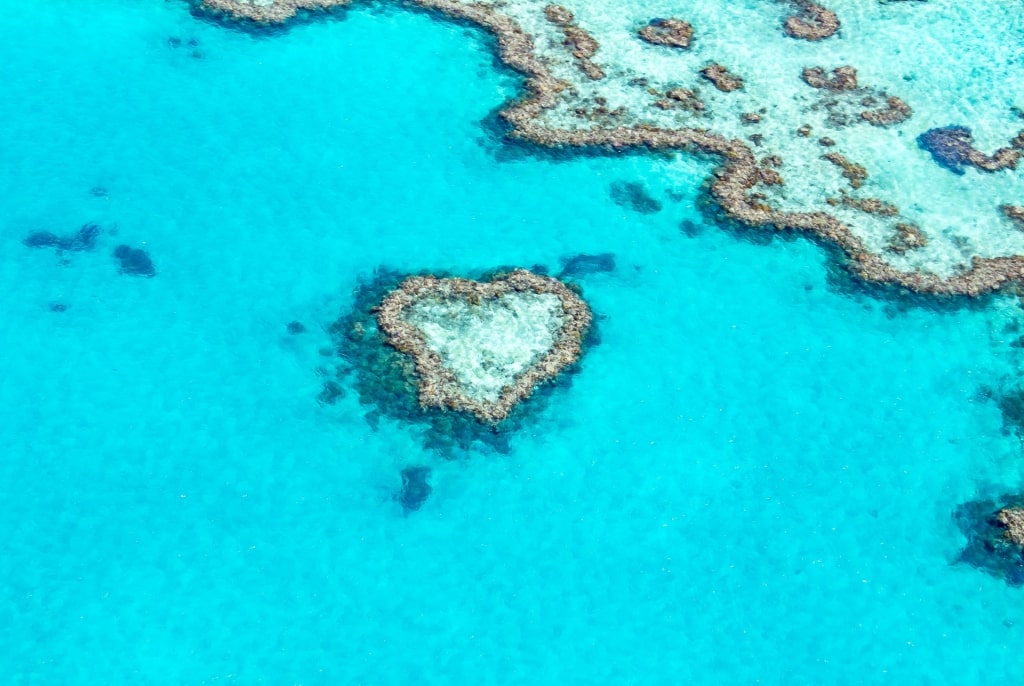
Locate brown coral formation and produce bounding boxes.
[544,5,604,80]
[376,270,592,423]
[888,224,929,254]
[200,0,1024,299]
[637,18,693,49]
[653,88,706,114]
[836,194,899,217]
[782,1,840,41]
[802,67,912,129]
[700,64,744,93]
[1002,205,1024,229]
[996,508,1024,546]
[822,152,867,189]
[801,66,858,92]
[968,147,1020,172]
[860,96,912,127]
[200,0,350,22]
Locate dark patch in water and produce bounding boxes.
[680,219,704,238]
[609,181,662,214]
[286,321,307,335]
[917,126,973,175]
[49,303,68,312]
[112,245,156,277]
[396,466,432,514]
[997,388,1024,438]
[317,380,344,405]
[954,494,1024,587]
[23,224,101,253]
[90,186,109,198]
[558,252,615,278]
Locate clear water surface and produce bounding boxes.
[2,1,1024,683]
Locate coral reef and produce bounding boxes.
[997,507,1024,547]
[700,64,744,92]
[637,18,693,49]
[822,152,867,189]
[543,5,604,80]
[917,126,1020,175]
[887,223,928,254]
[803,68,912,129]
[835,194,899,217]
[955,494,1024,587]
[801,66,858,92]
[376,269,591,423]
[1003,205,1024,229]
[199,0,350,22]
[194,0,1024,298]
[781,1,839,41]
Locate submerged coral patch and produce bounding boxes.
[609,181,662,214]
[396,466,432,514]
[112,245,156,277]
[23,223,102,253]
[955,494,1024,587]
[558,252,615,278]
[637,18,693,49]
[780,0,839,41]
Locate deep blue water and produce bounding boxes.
[2,1,1024,683]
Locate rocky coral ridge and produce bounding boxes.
[377,270,591,423]
[197,0,1024,297]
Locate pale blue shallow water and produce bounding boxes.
[2,1,1024,683]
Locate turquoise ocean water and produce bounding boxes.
[3,1,1024,683]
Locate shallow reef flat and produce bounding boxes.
[197,0,1024,296]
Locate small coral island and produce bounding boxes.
[956,495,1024,586]
[377,269,591,423]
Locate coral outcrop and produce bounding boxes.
[956,495,1024,586]
[637,18,693,49]
[781,1,839,41]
